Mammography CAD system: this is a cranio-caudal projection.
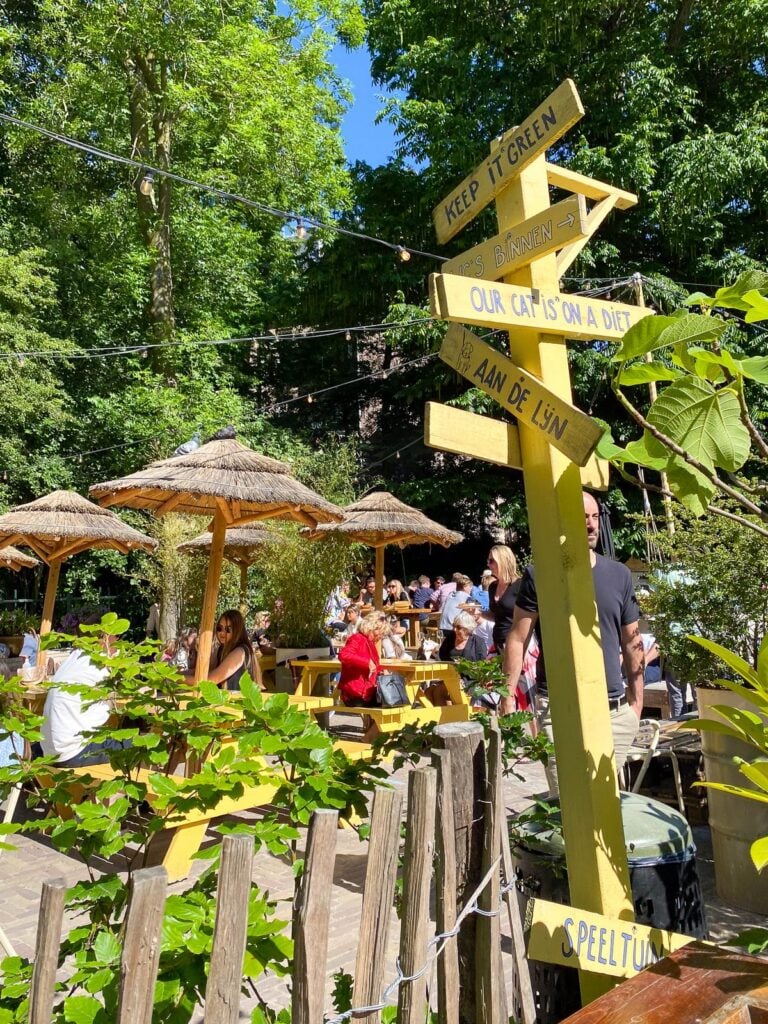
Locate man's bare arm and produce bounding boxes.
[621,621,645,717]
[499,606,539,715]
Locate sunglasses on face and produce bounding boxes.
[216,624,232,634]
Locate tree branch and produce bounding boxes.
[611,377,765,518]
[736,380,768,460]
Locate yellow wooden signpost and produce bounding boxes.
[427,78,646,1004]
[525,898,696,980]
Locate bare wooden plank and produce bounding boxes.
[397,767,437,1024]
[204,834,254,1024]
[434,722,485,1024]
[117,866,168,1024]
[292,809,339,1024]
[29,877,67,1024]
[475,721,507,1024]
[431,749,460,1024]
[353,786,404,1024]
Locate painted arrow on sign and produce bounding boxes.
[430,273,651,342]
[438,325,604,466]
[442,194,587,283]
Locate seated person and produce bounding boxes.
[251,611,276,656]
[338,611,388,742]
[163,627,198,673]
[356,576,378,607]
[192,609,262,691]
[341,603,362,640]
[431,611,489,706]
[381,619,412,660]
[384,579,409,605]
[412,575,436,623]
[40,634,129,768]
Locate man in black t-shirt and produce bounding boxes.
[501,492,644,795]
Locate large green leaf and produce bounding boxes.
[702,781,768,804]
[647,377,750,471]
[713,271,768,311]
[758,635,768,687]
[612,315,677,361]
[614,313,723,362]
[738,356,768,383]
[689,635,761,687]
[622,433,670,469]
[740,761,768,795]
[663,456,716,516]
[741,289,768,323]
[688,347,742,381]
[617,361,682,385]
[751,836,768,872]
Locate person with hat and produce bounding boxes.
[471,570,495,612]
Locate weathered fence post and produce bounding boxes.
[28,877,67,1024]
[476,719,508,1024]
[354,786,404,1024]
[292,808,339,1024]
[434,721,486,1024]
[397,766,437,1024]
[431,748,460,1024]
[117,866,168,1024]
[205,834,255,1024]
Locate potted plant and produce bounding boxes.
[683,634,768,915]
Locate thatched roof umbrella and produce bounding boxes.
[303,491,463,610]
[177,526,279,612]
[0,545,40,572]
[90,437,342,681]
[0,490,157,634]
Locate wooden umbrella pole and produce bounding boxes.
[239,564,248,616]
[195,510,228,683]
[374,546,384,611]
[40,560,62,635]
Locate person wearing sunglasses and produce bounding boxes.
[201,609,261,691]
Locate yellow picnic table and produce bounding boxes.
[289,657,470,732]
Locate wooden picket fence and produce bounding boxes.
[22,721,538,1024]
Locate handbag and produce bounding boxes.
[376,671,409,707]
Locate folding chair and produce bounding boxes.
[625,718,686,815]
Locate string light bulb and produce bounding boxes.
[296,219,307,240]
[345,330,351,342]
[307,394,313,403]
[139,172,155,196]
[396,245,411,262]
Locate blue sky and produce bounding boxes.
[330,44,400,167]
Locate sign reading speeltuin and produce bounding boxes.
[433,80,584,244]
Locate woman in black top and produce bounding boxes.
[486,544,521,652]
[209,609,261,691]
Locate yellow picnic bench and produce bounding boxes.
[290,658,471,732]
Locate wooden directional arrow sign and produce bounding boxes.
[430,273,651,342]
[442,194,587,282]
[438,325,603,466]
[424,402,609,488]
[433,79,584,244]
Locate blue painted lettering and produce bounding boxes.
[587,306,598,328]
[470,287,485,313]
[562,301,582,326]
[620,932,633,968]
[632,938,647,972]
[587,924,597,962]
[541,105,556,130]
[576,920,589,957]
[492,289,505,314]
[608,930,617,967]
[597,928,607,965]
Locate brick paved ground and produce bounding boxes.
[1,747,765,1021]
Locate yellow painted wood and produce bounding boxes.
[162,820,211,882]
[424,402,609,488]
[442,194,587,281]
[433,80,585,243]
[429,272,651,341]
[425,401,522,469]
[545,163,638,209]
[525,897,695,979]
[195,508,228,683]
[438,324,603,465]
[40,560,61,635]
[556,194,619,277]
[496,153,633,1003]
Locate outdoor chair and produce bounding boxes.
[624,718,686,815]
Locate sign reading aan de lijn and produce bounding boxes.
[442,195,587,282]
[438,325,603,466]
[424,402,610,488]
[430,273,651,342]
[433,79,584,244]
[525,898,695,980]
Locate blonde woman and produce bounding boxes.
[338,610,388,742]
[485,545,521,654]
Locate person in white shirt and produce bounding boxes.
[40,636,127,767]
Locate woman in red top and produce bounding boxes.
[338,611,388,742]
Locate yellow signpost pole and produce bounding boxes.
[495,152,633,1003]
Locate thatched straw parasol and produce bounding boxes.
[177,526,278,611]
[90,437,342,681]
[303,491,463,610]
[0,545,39,572]
[0,490,157,633]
